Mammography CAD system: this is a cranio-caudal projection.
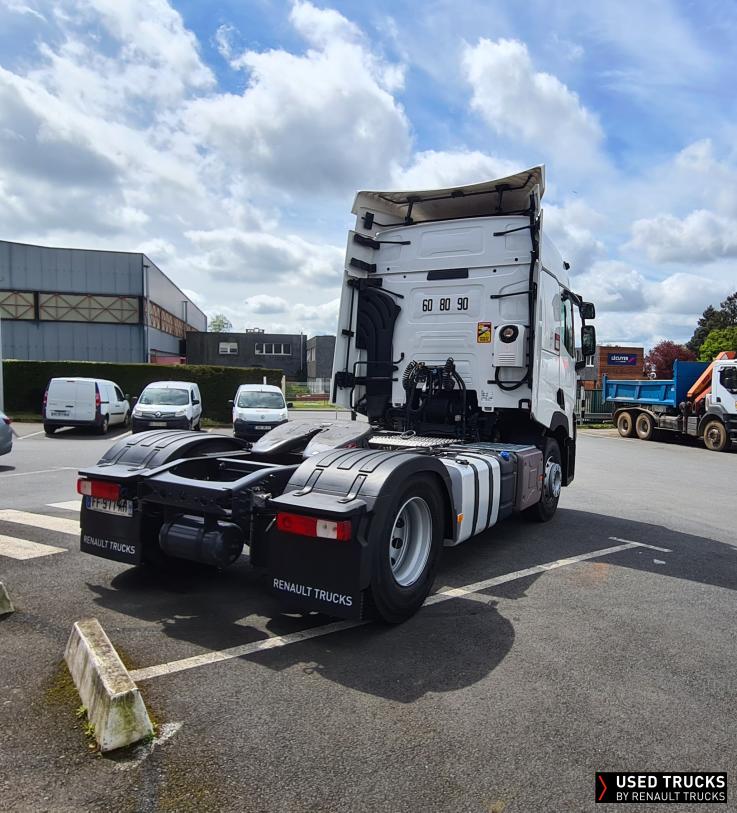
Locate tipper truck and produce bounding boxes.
[77,166,597,622]
[604,351,737,452]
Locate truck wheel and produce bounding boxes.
[617,411,636,438]
[527,438,562,523]
[635,413,654,440]
[703,420,730,452]
[43,423,57,436]
[368,474,444,623]
[97,415,109,435]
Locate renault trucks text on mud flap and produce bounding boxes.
[77,166,597,623]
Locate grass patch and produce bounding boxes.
[7,411,42,422]
[290,401,343,410]
[580,422,614,429]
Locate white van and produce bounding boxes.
[131,381,202,433]
[231,384,291,440]
[43,378,130,435]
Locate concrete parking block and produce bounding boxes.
[0,581,14,615]
[64,618,153,752]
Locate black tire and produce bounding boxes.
[194,421,202,432]
[617,411,636,438]
[635,412,655,440]
[702,419,730,452]
[123,411,131,428]
[43,423,57,436]
[527,437,562,523]
[97,415,109,435]
[367,474,445,624]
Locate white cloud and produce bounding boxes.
[185,2,409,195]
[462,38,604,169]
[629,209,737,263]
[393,149,518,189]
[289,0,362,48]
[183,227,344,288]
[544,199,606,272]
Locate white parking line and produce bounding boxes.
[130,540,648,682]
[608,537,672,553]
[0,467,77,479]
[16,429,46,439]
[0,534,66,560]
[48,501,82,512]
[0,509,79,535]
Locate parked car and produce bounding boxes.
[231,384,291,440]
[0,410,13,456]
[131,381,202,433]
[43,378,130,435]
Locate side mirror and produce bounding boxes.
[581,324,597,357]
[579,301,596,320]
[286,402,294,408]
[131,396,138,406]
[228,399,234,406]
[192,398,200,405]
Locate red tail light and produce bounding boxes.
[95,385,101,410]
[2,417,11,425]
[276,512,351,541]
[42,390,48,416]
[77,478,121,501]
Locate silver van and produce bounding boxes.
[43,377,130,435]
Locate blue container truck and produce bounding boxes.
[603,357,737,452]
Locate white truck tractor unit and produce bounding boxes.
[77,166,596,623]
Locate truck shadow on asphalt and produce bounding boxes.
[85,509,737,703]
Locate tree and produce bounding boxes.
[644,340,696,379]
[209,313,233,333]
[688,291,737,353]
[698,326,737,362]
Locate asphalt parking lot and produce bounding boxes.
[1,424,736,812]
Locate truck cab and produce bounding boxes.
[333,166,595,486]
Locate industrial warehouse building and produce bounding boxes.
[0,240,206,363]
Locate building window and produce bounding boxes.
[255,342,292,355]
[218,342,238,355]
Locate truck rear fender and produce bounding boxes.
[265,449,455,615]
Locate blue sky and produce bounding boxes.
[1,0,736,345]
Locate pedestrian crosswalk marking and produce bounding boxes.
[0,534,66,560]
[48,501,82,512]
[0,509,79,536]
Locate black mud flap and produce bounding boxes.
[265,515,370,620]
[80,501,142,565]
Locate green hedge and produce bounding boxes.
[4,361,283,423]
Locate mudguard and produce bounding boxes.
[79,431,247,565]
[266,448,453,619]
[94,429,246,470]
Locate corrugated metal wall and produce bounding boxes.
[0,240,143,295]
[3,321,145,362]
[146,260,206,331]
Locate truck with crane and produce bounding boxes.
[76,166,597,622]
[604,351,737,451]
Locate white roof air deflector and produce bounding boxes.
[353,166,545,229]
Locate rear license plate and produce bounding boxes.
[256,425,271,430]
[150,421,167,427]
[85,496,133,517]
[51,410,69,416]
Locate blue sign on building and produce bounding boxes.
[607,353,638,366]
